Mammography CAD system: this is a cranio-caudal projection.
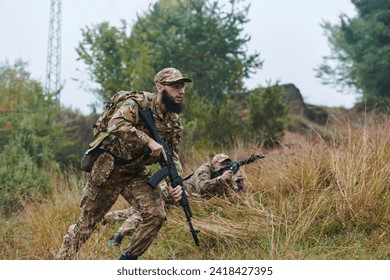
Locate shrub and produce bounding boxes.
[245,85,287,147]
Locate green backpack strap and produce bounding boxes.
[88,124,117,149]
[88,91,154,151]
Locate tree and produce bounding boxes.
[0,60,56,216]
[0,60,91,216]
[76,0,262,103]
[76,22,135,101]
[316,0,390,106]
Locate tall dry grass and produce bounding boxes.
[1,114,389,259]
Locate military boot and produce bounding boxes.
[107,231,123,248]
[119,252,138,260]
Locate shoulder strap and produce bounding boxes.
[88,91,142,149]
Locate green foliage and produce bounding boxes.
[245,85,287,147]
[181,89,213,148]
[0,60,91,216]
[316,0,390,107]
[181,84,287,149]
[0,61,56,216]
[181,90,251,149]
[205,95,244,146]
[76,22,134,101]
[52,110,97,165]
[75,0,272,148]
[0,135,53,217]
[132,0,262,101]
[76,0,262,103]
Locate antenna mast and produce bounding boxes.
[45,0,62,101]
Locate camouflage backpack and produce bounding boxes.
[81,90,151,172]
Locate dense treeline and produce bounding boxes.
[0,61,97,216]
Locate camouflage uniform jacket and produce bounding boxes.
[185,163,235,198]
[97,91,183,175]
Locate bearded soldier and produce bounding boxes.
[56,67,192,260]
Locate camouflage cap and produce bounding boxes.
[212,153,231,165]
[154,67,192,85]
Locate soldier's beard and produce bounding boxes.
[162,89,182,113]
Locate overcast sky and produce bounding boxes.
[0,0,358,114]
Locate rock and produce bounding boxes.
[282,83,328,124]
[305,104,329,124]
[283,83,305,116]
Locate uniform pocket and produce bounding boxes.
[80,148,103,172]
[90,152,115,187]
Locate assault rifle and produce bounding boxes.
[211,154,265,190]
[139,108,200,246]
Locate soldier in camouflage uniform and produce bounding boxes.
[102,207,141,248]
[185,153,245,198]
[102,153,245,247]
[56,67,192,260]
[102,182,173,248]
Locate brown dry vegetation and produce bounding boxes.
[1,113,389,260]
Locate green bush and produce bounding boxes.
[0,135,56,217]
[0,60,84,216]
[181,85,287,149]
[245,85,287,147]
[182,91,245,149]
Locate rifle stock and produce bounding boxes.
[139,108,200,246]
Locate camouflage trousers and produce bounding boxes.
[103,207,142,236]
[56,154,166,259]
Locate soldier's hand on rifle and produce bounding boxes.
[235,169,245,181]
[146,136,167,160]
[167,183,183,202]
[221,170,233,182]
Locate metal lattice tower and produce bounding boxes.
[45,0,62,99]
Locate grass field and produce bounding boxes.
[1,113,389,260]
